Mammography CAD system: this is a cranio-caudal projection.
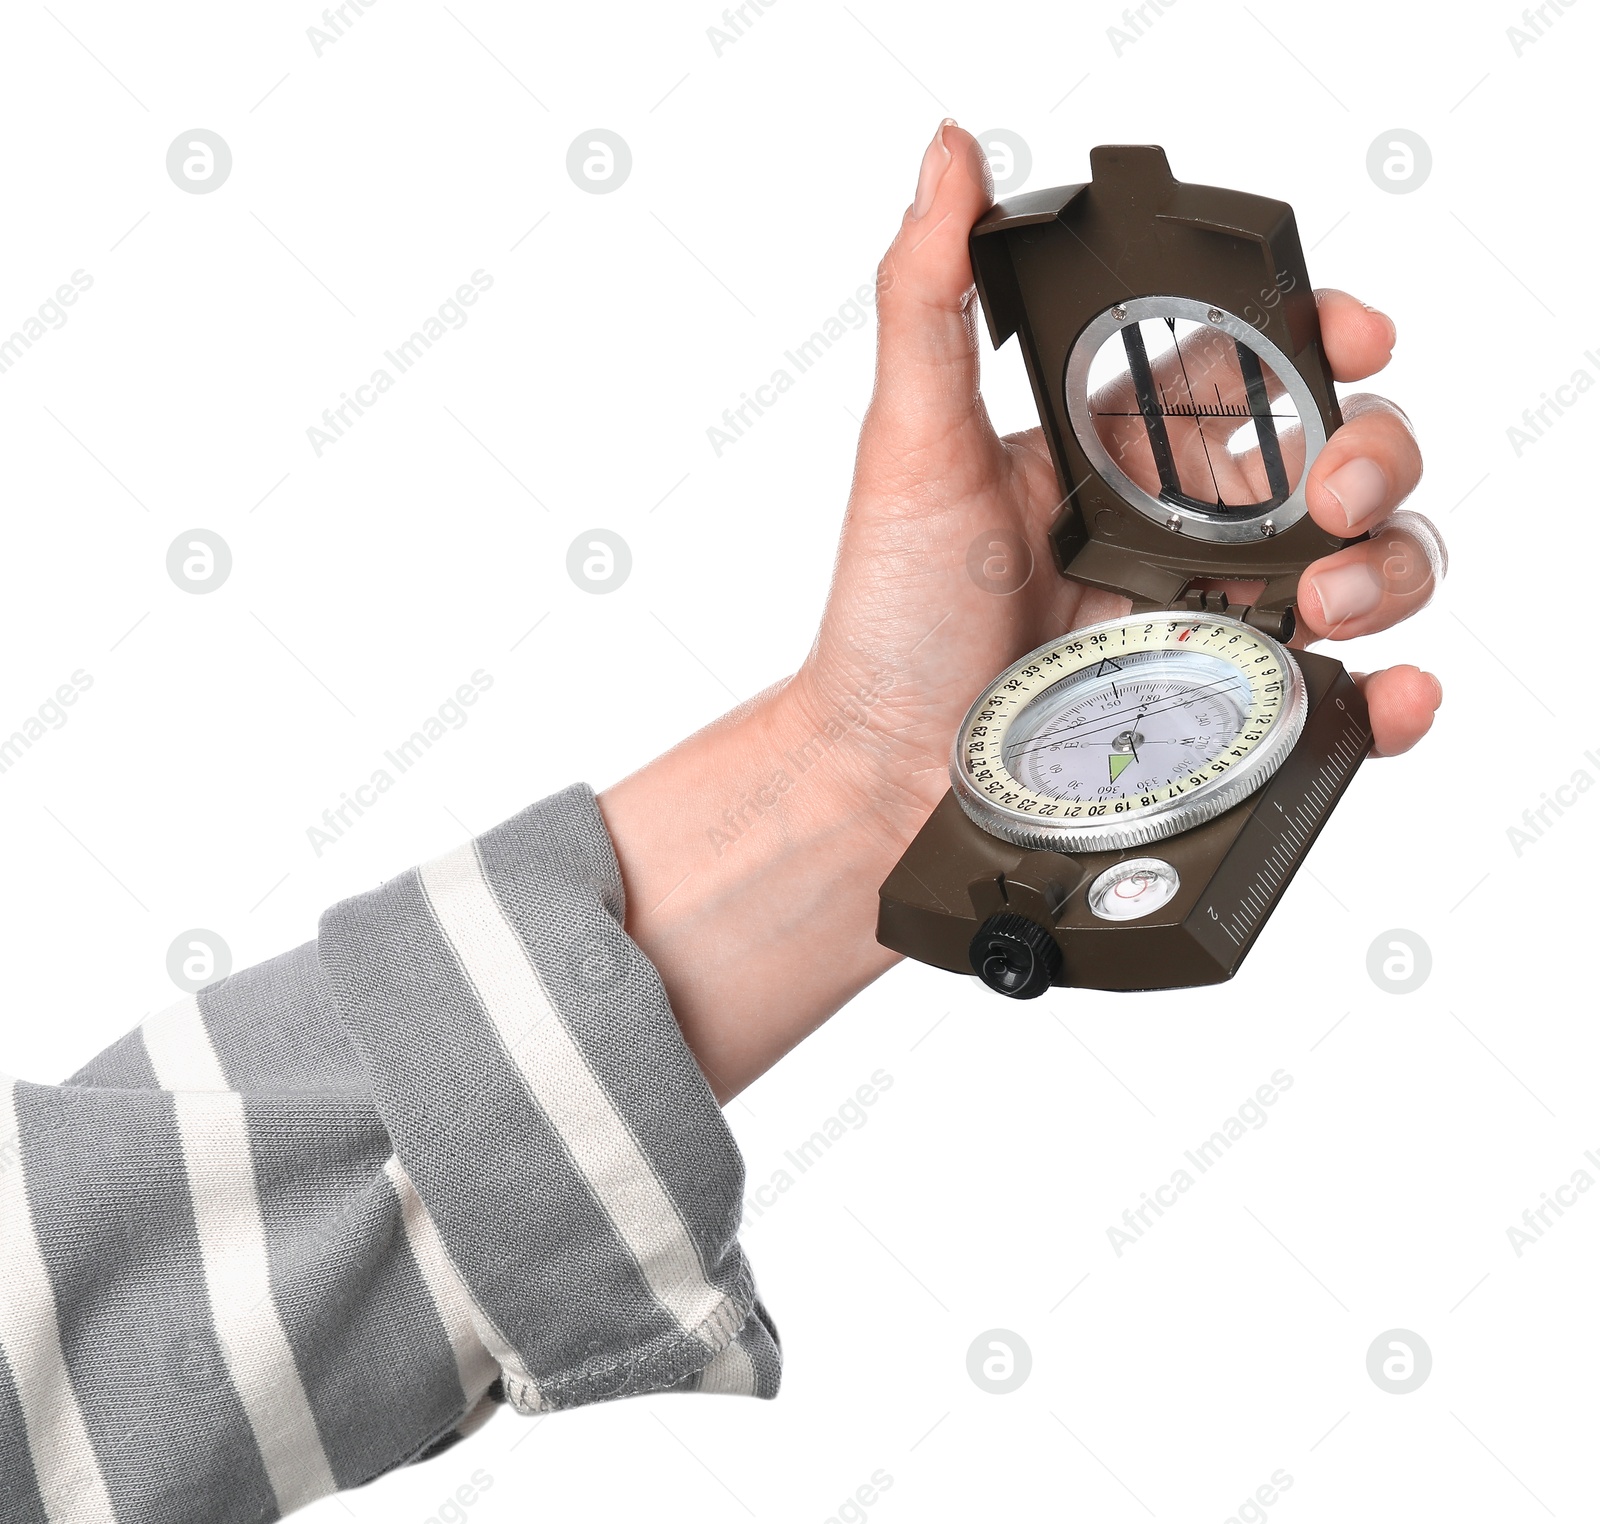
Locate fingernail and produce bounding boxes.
[1363,304,1398,352]
[1322,456,1388,531]
[1423,670,1444,708]
[1311,561,1383,629]
[911,118,956,220]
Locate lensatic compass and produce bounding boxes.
[878,145,1372,997]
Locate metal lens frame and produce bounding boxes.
[1063,296,1327,547]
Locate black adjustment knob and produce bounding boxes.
[968,913,1062,1000]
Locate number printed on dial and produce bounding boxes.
[953,614,1306,852]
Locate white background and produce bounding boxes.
[2,1,1597,1520]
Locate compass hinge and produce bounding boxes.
[1135,588,1295,643]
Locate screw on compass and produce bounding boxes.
[968,912,1062,999]
[1108,725,1144,785]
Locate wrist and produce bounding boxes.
[784,653,951,844]
[597,674,925,1102]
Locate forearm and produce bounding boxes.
[598,669,919,1103]
[5,792,783,1519]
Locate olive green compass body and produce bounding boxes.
[876,145,1374,997]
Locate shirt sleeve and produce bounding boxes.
[0,783,778,1524]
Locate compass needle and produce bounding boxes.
[963,618,1306,853]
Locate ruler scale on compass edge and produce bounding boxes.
[876,144,1381,997]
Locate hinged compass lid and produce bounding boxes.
[969,144,1357,640]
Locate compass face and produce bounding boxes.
[952,614,1307,852]
[1064,296,1329,546]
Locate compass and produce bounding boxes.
[877,144,1376,999]
[952,613,1307,853]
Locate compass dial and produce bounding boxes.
[952,614,1307,852]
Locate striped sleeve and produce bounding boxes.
[0,784,778,1524]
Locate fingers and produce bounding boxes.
[1297,512,1446,641]
[1306,293,1412,536]
[1154,289,1397,395]
[1315,288,1397,381]
[1305,392,1424,536]
[857,122,998,487]
[1355,664,1443,757]
[1122,288,1395,410]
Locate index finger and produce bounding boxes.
[1317,288,1398,382]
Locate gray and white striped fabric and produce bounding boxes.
[0,784,779,1523]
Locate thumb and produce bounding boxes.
[859,121,998,484]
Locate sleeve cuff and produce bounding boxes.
[316,784,779,1411]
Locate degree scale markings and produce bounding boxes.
[1007,670,1259,757]
[960,619,1288,822]
[981,636,1277,761]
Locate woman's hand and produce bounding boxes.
[792,121,1443,842]
[602,123,1444,1102]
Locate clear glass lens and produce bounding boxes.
[1082,316,1308,516]
[1001,649,1254,804]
